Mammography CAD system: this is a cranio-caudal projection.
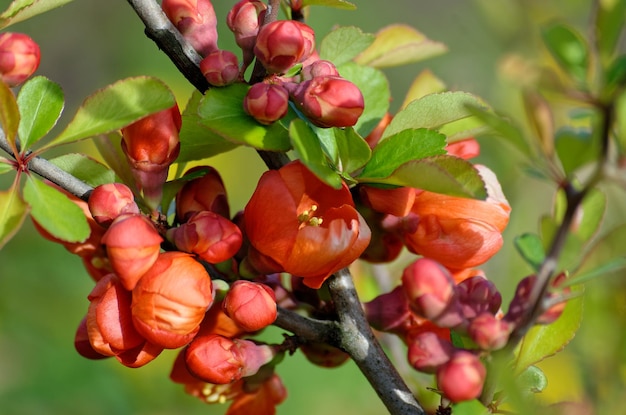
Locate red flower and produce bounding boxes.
[0,32,40,87]
[244,161,371,288]
[223,280,277,332]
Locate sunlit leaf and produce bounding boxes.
[334,127,371,174]
[43,76,176,148]
[515,233,546,272]
[514,287,583,372]
[382,92,488,139]
[197,83,291,152]
[22,175,90,243]
[354,24,447,68]
[359,128,446,179]
[0,159,14,175]
[49,153,116,188]
[0,80,19,152]
[542,22,589,84]
[178,90,238,162]
[0,0,75,28]
[290,119,343,189]
[301,0,356,10]
[320,26,375,67]
[360,154,487,199]
[401,69,446,109]
[0,180,29,249]
[17,76,64,151]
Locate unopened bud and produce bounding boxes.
[436,351,486,403]
[162,0,218,56]
[200,50,239,86]
[290,75,364,128]
[300,59,339,81]
[74,316,110,360]
[243,82,289,125]
[456,276,502,320]
[227,0,267,70]
[175,166,230,222]
[364,286,412,335]
[407,331,455,373]
[467,312,512,351]
[300,342,350,368]
[88,183,139,227]
[401,258,456,321]
[0,32,40,87]
[254,20,315,74]
[222,280,277,332]
[101,213,162,290]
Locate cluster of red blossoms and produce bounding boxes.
[163,0,364,128]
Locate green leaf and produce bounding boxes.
[553,188,606,244]
[0,181,29,249]
[451,399,490,415]
[43,76,176,149]
[514,287,583,372]
[540,215,584,272]
[178,90,238,162]
[289,119,343,189]
[575,223,626,281]
[555,128,600,175]
[514,233,546,272]
[0,0,75,28]
[0,79,19,150]
[93,133,137,191]
[0,160,14,175]
[565,256,626,287]
[320,26,375,67]
[49,153,116,188]
[516,365,548,395]
[541,22,589,84]
[595,0,626,62]
[334,127,371,174]
[17,76,64,151]
[22,175,90,243]
[359,128,446,179]
[382,92,489,139]
[401,69,447,109]
[337,62,390,137]
[301,0,356,10]
[466,105,532,158]
[360,155,488,199]
[354,24,447,68]
[197,83,291,152]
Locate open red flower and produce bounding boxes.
[244,161,370,289]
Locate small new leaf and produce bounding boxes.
[0,80,19,152]
[514,233,546,272]
[0,0,75,28]
[0,181,29,249]
[17,76,64,151]
[320,26,375,67]
[49,153,116,188]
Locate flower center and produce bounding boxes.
[298,204,323,228]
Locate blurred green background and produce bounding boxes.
[1,0,626,414]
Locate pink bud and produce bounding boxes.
[175,166,230,222]
[300,60,339,81]
[364,286,412,334]
[300,342,350,368]
[223,280,277,332]
[168,211,243,264]
[200,49,240,86]
[185,334,275,384]
[131,252,213,348]
[0,32,40,87]
[121,104,181,209]
[436,351,486,403]
[467,313,512,351]
[243,82,290,125]
[227,0,267,70]
[101,213,163,290]
[456,276,502,320]
[290,75,364,128]
[88,183,139,227]
[162,0,218,56]
[505,274,569,326]
[407,331,455,373]
[401,258,456,320]
[254,20,315,74]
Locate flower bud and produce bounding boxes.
[74,316,110,360]
[115,341,163,368]
[243,82,290,125]
[197,300,246,339]
[364,286,412,335]
[175,166,230,222]
[456,276,502,320]
[401,258,456,320]
[101,213,163,290]
[168,211,243,264]
[0,32,40,87]
[436,351,486,403]
[162,0,218,56]
[88,183,139,227]
[227,0,267,70]
[222,280,277,332]
[505,274,569,326]
[200,49,239,86]
[467,313,512,351]
[407,331,455,373]
[290,75,364,128]
[185,334,275,384]
[121,104,181,209]
[300,342,350,368]
[254,20,315,74]
[300,59,339,81]
[131,252,213,348]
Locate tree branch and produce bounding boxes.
[274,306,340,344]
[328,268,426,415]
